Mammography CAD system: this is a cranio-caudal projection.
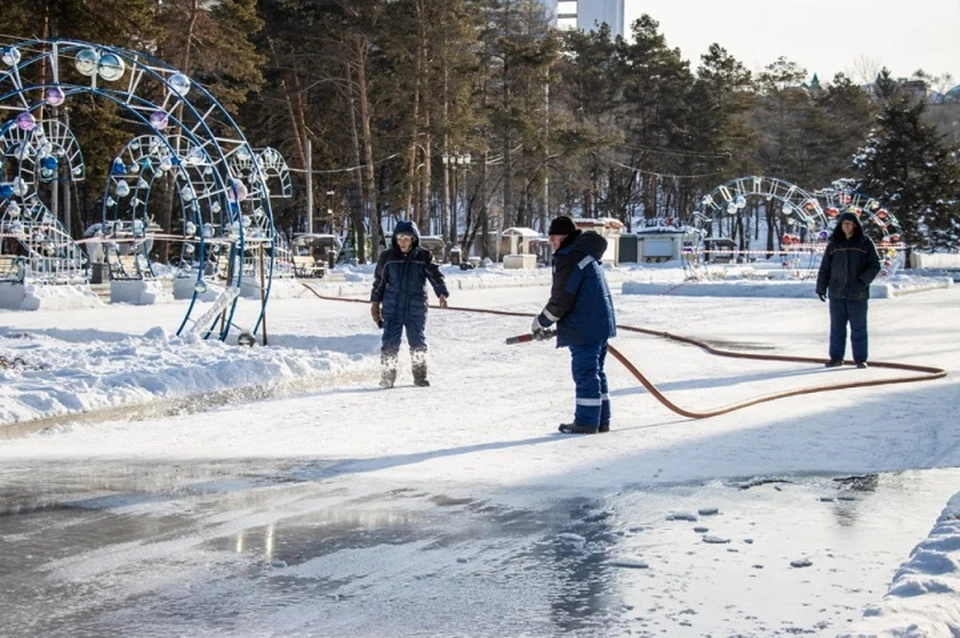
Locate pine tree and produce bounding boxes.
[854,74,960,251]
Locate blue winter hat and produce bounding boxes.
[393,220,420,238]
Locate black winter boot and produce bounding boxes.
[559,422,599,434]
[380,368,397,389]
[380,352,398,389]
[412,363,429,387]
[412,351,429,387]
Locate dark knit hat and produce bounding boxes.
[547,215,577,236]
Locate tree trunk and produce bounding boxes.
[354,37,380,261]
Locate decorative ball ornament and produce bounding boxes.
[74,48,100,76]
[45,86,66,106]
[180,186,196,203]
[725,202,737,215]
[237,332,256,347]
[0,183,14,199]
[11,177,28,197]
[115,180,131,197]
[194,279,208,294]
[1,46,21,66]
[158,157,173,172]
[168,73,191,96]
[111,158,127,174]
[184,147,205,165]
[149,110,169,129]
[97,53,126,81]
[184,243,195,255]
[226,178,248,202]
[734,195,746,209]
[185,221,197,236]
[40,155,58,171]
[7,203,20,218]
[15,112,36,131]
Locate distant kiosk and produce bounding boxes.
[500,226,540,269]
[572,217,623,265]
[634,218,689,263]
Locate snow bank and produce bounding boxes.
[841,494,960,637]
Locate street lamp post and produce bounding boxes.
[442,152,471,248]
[325,190,335,233]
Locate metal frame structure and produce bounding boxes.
[0,39,278,340]
[0,116,86,284]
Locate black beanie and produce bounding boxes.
[547,215,577,236]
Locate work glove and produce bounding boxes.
[818,292,826,302]
[531,314,550,337]
[371,301,384,328]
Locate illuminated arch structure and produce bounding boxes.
[0,115,87,283]
[814,179,905,275]
[685,176,827,277]
[0,38,279,341]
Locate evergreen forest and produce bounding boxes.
[1,0,958,262]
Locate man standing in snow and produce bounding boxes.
[370,220,449,389]
[531,216,617,434]
[816,211,881,369]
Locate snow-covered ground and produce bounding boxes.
[1,260,958,637]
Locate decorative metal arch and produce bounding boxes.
[691,176,828,244]
[683,176,829,279]
[0,38,277,341]
[0,118,86,283]
[814,179,905,274]
[230,146,293,199]
[227,146,296,278]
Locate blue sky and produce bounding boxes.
[625,0,958,87]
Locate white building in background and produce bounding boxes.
[542,0,626,38]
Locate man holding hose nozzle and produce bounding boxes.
[531,216,617,434]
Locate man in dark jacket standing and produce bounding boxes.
[371,220,449,388]
[532,216,617,434]
[816,211,881,369]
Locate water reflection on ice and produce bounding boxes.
[0,462,957,637]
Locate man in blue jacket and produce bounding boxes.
[816,211,881,369]
[532,216,617,434]
[371,220,449,388]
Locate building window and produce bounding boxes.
[557,1,578,19]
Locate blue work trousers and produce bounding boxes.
[381,317,427,362]
[829,298,869,363]
[569,341,610,428]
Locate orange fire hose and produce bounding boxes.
[300,282,947,419]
